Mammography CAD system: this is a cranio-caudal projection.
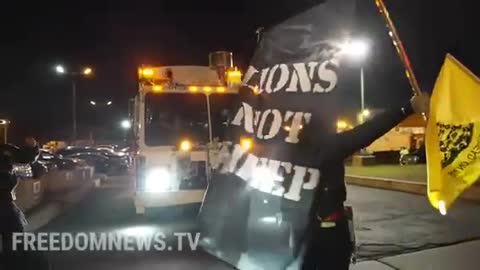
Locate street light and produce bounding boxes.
[120,119,132,145]
[54,64,94,142]
[337,120,349,130]
[362,109,371,118]
[342,40,369,59]
[83,67,92,76]
[121,120,132,130]
[55,65,66,74]
[89,100,112,106]
[358,109,372,124]
[0,119,9,143]
[342,39,370,114]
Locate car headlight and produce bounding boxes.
[145,168,171,192]
[12,163,33,179]
[240,137,253,151]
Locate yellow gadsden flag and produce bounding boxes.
[427,54,480,214]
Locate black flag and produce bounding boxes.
[199,1,355,269]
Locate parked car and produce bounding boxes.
[59,146,125,158]
[118,147,133,166]
[118,146,131,153]
[39,150,86,170]
[1,144,47,178]
[56,147,98,156]
[96,148,132,167]
[37,159,58,172]
[96,144,119,150]
[66,152,128,175]
[67,152,111,174]
[60,146,131,167]
[57,147,131,170]
[31,161,49,176]
[400,145,426,165]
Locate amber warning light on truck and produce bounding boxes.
[227,68,242,85]
[138,67,155,79]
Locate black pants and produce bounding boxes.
[301,219,352,270]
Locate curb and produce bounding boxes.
[346,175,426,195]
[346,175,480,203]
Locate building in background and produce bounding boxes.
[367,113,425,153]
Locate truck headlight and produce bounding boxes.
[240,138,253,151]
[179,139,192,152]
[145,168,171,192]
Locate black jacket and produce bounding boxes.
[313,103,414,218]
[0,144,39,232]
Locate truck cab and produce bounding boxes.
[133,52,241,214]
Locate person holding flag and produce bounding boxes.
[301,92,429,269]
[198,1,431,269]
[301,1,431,267]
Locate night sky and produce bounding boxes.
[0,0,476,142]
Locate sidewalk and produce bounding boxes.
[24,177,98,231]
[346,174,480,202]
[351,239,480,270]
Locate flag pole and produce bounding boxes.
[375,0,422,96]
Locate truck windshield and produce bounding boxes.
[144,93,237,146]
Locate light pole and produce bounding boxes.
[0,119,9,144]
[89,100,113,142]
[55,65,93,142]
[72,79,77,141]
[342,40,370,118]
[360,66,365,111]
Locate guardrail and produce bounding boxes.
[13,166,96,212]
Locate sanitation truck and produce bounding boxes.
[132,52,241,214]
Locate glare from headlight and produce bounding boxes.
[260,216,277,224]
[251,166,281,193]
[145,168,171,192]
[117,226,157,237]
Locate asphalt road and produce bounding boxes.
[36,175,480,269]
[347,184,480,260]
